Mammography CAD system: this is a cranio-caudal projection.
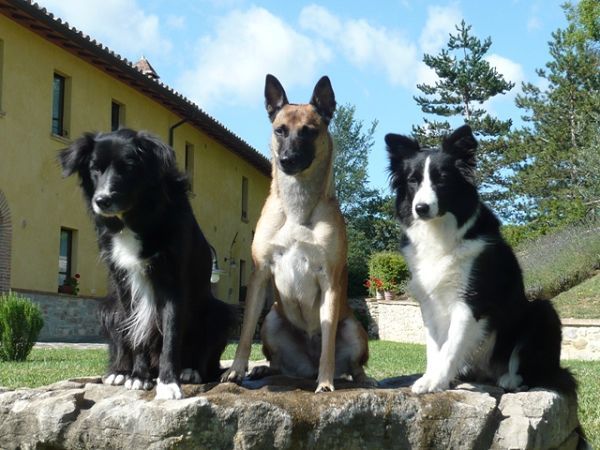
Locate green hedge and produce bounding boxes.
[367,251,410,294]
[0,292,44,362]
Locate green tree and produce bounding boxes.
[331,104,378,216]
[413,20,515,207]
[507,0,600,227]
[330,104,400,296]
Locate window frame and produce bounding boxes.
[52,73,67,137]
[241,176,249,222]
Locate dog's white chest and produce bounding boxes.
[403,217,486,329]
[110,228,158,347]
[271,223,324,335]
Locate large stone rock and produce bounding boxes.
[0,375,582,450]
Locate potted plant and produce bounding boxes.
[367,252,409,301]
[364,276,384,299]
[58,273,80,295]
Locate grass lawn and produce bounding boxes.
[0,342,598,447]
[552,272,600,319]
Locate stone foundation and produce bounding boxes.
[15,290,105,343]
[562,319,600,360]
[0,375,583,450]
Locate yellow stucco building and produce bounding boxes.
[0,0,271,306]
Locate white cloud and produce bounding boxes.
[485,54,525,87]
[177,7,331,109]
[36,0,171,58]
[415,62,439,88]
[419,4,462,55]
[300,5,418,87]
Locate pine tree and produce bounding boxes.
[413,20,515,207]
[507,0,600,227]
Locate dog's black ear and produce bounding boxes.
[385,133,420,174]
[59,132,96,177]
[264,74,289,122]
[442,125,477,159]
[442,125,477,179]
[310,76,336,123]
[134,131,176,174]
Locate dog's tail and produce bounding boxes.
[519,299,578,396]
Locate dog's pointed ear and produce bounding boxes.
[385,133,420,174]
[310,76,336,123]
[134,131,176,174]
[59,132,96,177]
[264,74,289,122]
[442,125,477,159]
[442,125,477,181]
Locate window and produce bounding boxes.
[185,143,195,192]
[52,73,66,136]
[111,101,124,131]
[58,228,73,288]
[241,176,249,222]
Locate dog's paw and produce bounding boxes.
[180,368,202,384]
[220,360,247,384]
[248,365,273,380]
[104,373,128,386]
[411,373,449,394]
[155,379,183,400]
[125,377,154,391]
[315,381,335,393]
[498,372,524,392]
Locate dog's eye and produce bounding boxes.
[407,175,420,184]
[299,126,318,139]
[274,126,288,137]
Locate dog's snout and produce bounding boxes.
[415,203,430,217]
[94,194,113,210]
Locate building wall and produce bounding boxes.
[0,15,270,303]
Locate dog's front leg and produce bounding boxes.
[412,302,483,394]
[155,299,183,400]
[221,268,269,383]
[316,284,340,393]
[125,351,154,391]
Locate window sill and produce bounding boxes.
[50,133,71,145]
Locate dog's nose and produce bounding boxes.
[94,195,112,210]
[415,203,430,217]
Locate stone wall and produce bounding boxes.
[562,319,600,360]
[377,300,425,344]
[15,290,105,343]
[373,300,600,360]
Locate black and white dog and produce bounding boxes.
[386,125,576,396]
[60,128,232,400]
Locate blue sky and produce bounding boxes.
[38,0,568,193]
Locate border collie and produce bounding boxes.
[60,128,232,400]
[386,125,576,396]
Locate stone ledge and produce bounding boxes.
[0,375,582,450]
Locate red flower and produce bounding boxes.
[75,273,80,279]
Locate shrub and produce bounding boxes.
[0,292,44,362]
[368,251,410,295]
[517,218,600,299]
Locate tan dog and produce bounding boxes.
[221,75,369,392]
